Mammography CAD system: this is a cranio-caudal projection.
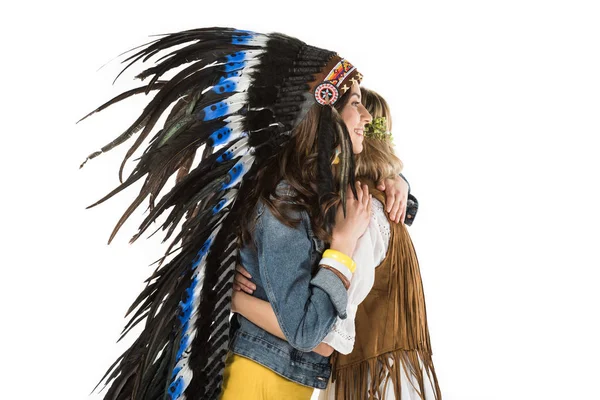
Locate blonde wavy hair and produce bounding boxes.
[355,88,403,182]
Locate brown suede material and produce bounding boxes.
[331,188,442,399]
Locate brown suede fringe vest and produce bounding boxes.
[330,190,442,400]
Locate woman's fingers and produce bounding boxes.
[399,206,407,224]
[391,198,405,223]
[386,191,396,214]
[381,176,409,223]
[234,264,255,294]
[361,184,370,207]
[235,263,252,279]
[355,181,364,203]
[234,272,256,294]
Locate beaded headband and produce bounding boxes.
[311,56,363,105]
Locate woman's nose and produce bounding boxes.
[362,106,372,124]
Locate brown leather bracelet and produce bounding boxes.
[320,264,351,290]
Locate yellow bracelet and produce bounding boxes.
[323,249,356,273]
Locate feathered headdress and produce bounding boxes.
[80,27,362,400]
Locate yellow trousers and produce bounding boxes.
[220,353,314,400]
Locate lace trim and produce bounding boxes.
[371,199,390,247]
[332,324,354,341]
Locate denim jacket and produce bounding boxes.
[228,183,348,389]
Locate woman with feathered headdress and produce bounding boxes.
[81,28,413,400]
[231,88,441,399]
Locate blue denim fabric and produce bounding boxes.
[399,173,419,225]
[229,183,348,389]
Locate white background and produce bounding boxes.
[1,1,599,399]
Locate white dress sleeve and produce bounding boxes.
[321,199,390,354]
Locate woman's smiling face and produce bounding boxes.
[340,82,373,154]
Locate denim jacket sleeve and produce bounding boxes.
[254,202,348,352]
[399,173,419,226]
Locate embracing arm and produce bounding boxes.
[231,290,334,356]
[234,191,378,357]
[254,204,348,351]
[231,290,286,340]
[377,174,419,225]
[246,183,370,352]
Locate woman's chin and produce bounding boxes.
[353,145,364,154]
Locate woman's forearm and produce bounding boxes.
[232,291,334,356]
[232,291,286,340]
[255,204,348,350]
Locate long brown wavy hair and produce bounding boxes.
[239,90,353,244]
